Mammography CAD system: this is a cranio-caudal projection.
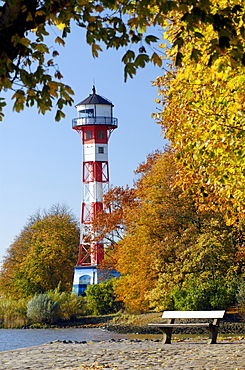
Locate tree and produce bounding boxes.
[90,185,136,244]
[0,205,79,298]
[152,1,245,223]
[101,150,243,311]
[112,150,199,310]
[1,0,245,120]
[85,185,136,275]
[0,0,158,121]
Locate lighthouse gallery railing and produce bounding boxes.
[72,116,118,128]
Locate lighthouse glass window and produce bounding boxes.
[79,109,94,118]
[98,130,104,139]
[98,146,104,154]
[86,131,92,140]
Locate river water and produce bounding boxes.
[0,328,136,352]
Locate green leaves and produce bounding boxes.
[176,52,183,66]
[145,35,159,44]
[92,43,103,57]
[135,53,150,68]
[122,50,135,63]
[55,109,66,122]
[12,90,26,113]
[151,52,162,67]
[123,54,150,81]
[55,37,66,46]
[86,279,122,315]
[2,0,245,120]
[122,49,161,81]
[124,63,137,81]
[191,49,202,63]
[11,78,74,120]
[0,98,6,121]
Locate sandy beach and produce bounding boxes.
[1,338,245,369]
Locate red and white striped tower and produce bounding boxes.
[72,87,118,295]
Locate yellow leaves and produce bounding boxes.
[0,208,80,298]
[27,89,36,97]
[153,17,245,221]
[63,84,74,96]
[26,11,33,22]
[55,23,66,31]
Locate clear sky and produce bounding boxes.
[0,25,166,263]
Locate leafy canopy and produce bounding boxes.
[153,0,245,223]
[0,205,79,299]
[1,0,245,120]
[97,150,243,311]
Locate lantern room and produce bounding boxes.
[72,86,118,131]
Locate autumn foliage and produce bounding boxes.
[93,150,245,311]
[0,206,79,299]
[1,152,245,311]
[1,0,245,120]
[152,0,245,223]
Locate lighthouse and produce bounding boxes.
[72,87,118,295]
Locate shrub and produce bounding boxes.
[27,293,59,324]
[171,277,238,310]
[47,288,87,320]
[85,278,123,315]
[0,298,28,328]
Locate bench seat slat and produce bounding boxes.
[161,310,225,319]
[148,323,211,328]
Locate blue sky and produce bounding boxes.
[0,26,166,262]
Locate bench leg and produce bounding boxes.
[160,328,173,344]
[207,326,219,344]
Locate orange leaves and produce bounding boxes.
[102,150,193,311]
[90,150,244,311]
[91,186,136,244]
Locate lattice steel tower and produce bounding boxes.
[72,87,118,295]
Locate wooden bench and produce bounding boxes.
[148,310,225,344]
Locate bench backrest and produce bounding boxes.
[162,310,225,319]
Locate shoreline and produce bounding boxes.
[2,311,244,334]
[1,337,245,369]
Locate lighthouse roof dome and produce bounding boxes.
[76,86,113,107]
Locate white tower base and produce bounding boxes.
[72,266,120,296]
